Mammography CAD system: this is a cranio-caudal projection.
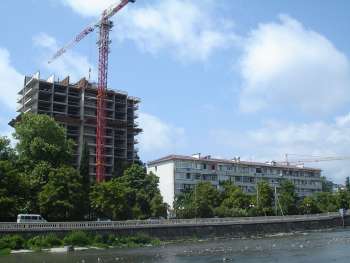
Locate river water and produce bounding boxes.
[3,229,350,263]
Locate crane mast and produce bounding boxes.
[96,14,112,182]
[49,0,135,183]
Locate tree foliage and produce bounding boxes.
[278,180,298,215]
[0,160,26,220]
[14,113,74,167]
[174,182,220,218]
[256,181,274,216]
[2,113,350,221]
[90,164,167,220]
[90,179,133,220]
[312,192,337,213]
[215,182,250,217]
[38,166,83,221]
[79,141,90,219]
[346,177,350,192]
[299,196,320,214]
[0,137,16,161]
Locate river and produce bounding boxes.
[2,228,350,263]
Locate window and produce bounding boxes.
[203,164,207,169]
[256,167,262,173]
[186,173,191,179]
[211,164,216,170]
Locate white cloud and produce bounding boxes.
[33,33,95,82]
[211,113,350,183]
[239,15,350,115]
[61,0,116,17]
[0,48,23,110]
[138,112,186,159]
[60,0,237,61]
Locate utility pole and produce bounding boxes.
[274,185,284,216]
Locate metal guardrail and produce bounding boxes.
[0,213,342,233]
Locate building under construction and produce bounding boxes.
[14,72,142,180]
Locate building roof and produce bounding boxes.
[20,74,141,102]
[147,154,321,172]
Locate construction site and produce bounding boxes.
[13,73,141,180]
[13,0,139,182]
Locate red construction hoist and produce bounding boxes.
[49,0,136,182]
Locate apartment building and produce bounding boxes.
[13,72,141,180]
[147,154,323,208]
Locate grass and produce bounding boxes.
[0,232,162,254]
[0,248,11,256]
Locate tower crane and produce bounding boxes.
[49,0,136,183]
[280,153,350,166]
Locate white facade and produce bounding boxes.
[147,155,323,209]
[148,160,175,208]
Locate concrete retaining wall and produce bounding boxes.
[0,213,347,240]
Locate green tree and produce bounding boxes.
[346,177,350,192]
[14,113,74,167]
[313,192,337,213]
[256,181,274,216]
[299,196,320,214]
[113,159,130,177]
[24,161,53,213]
[120,164,167,219]
[38,166,83,221]
[90,179,133,220]
[320,176,333,192]
[13,114,81,218]
[336,190,350,209]
[150,194,168,218]
[193,182,220,218]
[278,180,298,215]
[0,160,26,220]
[173,191,196,219]
[90,164,167,220]
[215,182,250,217]
[0,137,16,161]
[0,136,26,220]
[79,141,90,219]
[174,182,220,219]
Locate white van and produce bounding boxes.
[17,214,47,223]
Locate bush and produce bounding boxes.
[0,248,11,255]
[214,206,248,218]
[43,234,63,248]
[130,234,152,244]
[108,234,159,248]
[27,234,63,250]
[63,231,92,246]
[27,236,46,249]
[0,235,25,250]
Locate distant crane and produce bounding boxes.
[49,0,136,182]
[280,153,350,166]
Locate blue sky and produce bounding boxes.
[1,0,350,183]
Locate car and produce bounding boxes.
[17,214,47,223]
